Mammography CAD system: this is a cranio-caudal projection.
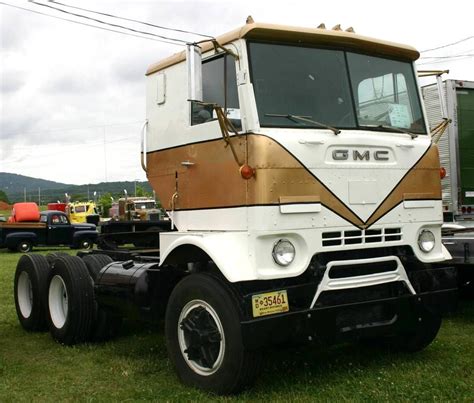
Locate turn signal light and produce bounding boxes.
[240,164,255,180]
[440,167,446,179]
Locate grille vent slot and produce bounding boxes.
[322,227,402,247]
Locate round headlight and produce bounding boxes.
[272,239,295,266]
[418,230,435,253]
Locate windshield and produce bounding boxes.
[248,42,426,134]
[74,205,86,213]
[134,202,156,210]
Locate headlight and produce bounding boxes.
[272,239,295,266]
[418,230,435,253]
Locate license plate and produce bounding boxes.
[252,290,289,318]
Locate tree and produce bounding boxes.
[98,192,114,217]
[0,190,10,204]
[135,185,151,197]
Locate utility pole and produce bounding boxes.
[24,187,26,202]
[103,126,108,182]
[38,187,41,207]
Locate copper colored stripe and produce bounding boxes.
[246,135,364,227]
[364,145,441,227]
[146,135,440,229]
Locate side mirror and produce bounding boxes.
[186,44,203,102]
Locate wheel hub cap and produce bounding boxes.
[178,300,225,376]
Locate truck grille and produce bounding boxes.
[322,227,402,247]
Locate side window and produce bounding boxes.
[59,215,69,224]
[40,215,47,223]
[156,72,166,105]
[191,54,240,127]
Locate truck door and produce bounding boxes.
[48,214,73,245]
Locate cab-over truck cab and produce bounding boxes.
[14,21,457,395]
[141,21,457,391]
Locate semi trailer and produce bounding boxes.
[421,79,474,222]
[14,21,457,394]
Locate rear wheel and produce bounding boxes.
[47,256,95,345]
[46,252,70,265]
[165,273,260,394]
[78,238,93,250]
[14,254,51,331]
[81,254,122,341]
[17,240,33,253]
[82,254,113,281]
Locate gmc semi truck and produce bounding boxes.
[14,21,457,394]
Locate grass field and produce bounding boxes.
[0,248,473,401]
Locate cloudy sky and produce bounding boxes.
[1,0,473,185]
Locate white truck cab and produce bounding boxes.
[15,21,458,395]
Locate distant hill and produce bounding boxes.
[0,172,70,194]
[0,172,153,204]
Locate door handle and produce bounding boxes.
[298,139,325,145]
[396,143,414,148]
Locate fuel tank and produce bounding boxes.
[95,260,158,319]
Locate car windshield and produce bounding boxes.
[248,42,426,134]
[135,202,156,210]
[74,205,86,213]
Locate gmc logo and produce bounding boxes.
[332,149,389,161]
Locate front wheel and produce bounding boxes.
[388,309,442,352]
[165,273,260,395]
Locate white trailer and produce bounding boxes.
[421,79,474,222]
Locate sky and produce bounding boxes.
[1,0,473,185]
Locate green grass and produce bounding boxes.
[0,248,473,401]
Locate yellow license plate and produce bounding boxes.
[252,290,289,318]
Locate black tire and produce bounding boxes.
[82,254,113,281]
[46,252,70,265]
[17,240,33,253]
[14,254,51,331]
[386,309,442,352]
[81,254,122,341]
[78,238,94,250]
[47,255,95,345]
[165,273,260,395]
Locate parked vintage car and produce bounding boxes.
[0,210,98,252]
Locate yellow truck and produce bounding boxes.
[67,201,99,224]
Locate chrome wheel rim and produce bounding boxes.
[17,271,33,318]
[49,275,68,328]
[19,242,31,252]
[178,299,225,376]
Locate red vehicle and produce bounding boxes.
[47,203,67,212]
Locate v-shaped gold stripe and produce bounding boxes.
[146,135,440,230]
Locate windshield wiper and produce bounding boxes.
[265,113,341,135]
[361,124,418,140]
